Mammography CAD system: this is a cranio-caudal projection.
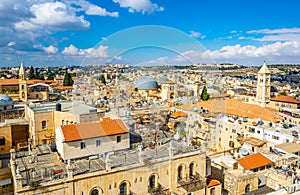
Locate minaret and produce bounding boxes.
[19,63,27,101]
[256,62,270,107]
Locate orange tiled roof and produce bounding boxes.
[55,86,73,90]
[209,94,230,98]
[171,111,188,118]
[270,95,300,104]
[61,117,129,142]
[207,179,221,188]
[0,79,19,85]
[26,79,45,84]
[180,99,281,122]
[237,153,273,170]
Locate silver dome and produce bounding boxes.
[135,76,159,90]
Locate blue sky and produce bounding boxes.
[1,0,300,67]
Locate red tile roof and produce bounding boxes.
[61,117,129,142]
[237,153,273,170]
[0,79,19,85]
[270,95,300,104]
[171,111,188,118]
[180,99,281,122]
[55,86,73,90]
[207,179,221,188]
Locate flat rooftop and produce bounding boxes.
[14,140,204,187]
[28,101,98,115]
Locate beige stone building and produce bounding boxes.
[269,95,300,110]
[25,101,104,146]
[56,117,130,160]
[11,140,220,195]
[256,62,271,107]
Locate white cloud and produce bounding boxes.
[44,45,58,54]
[135,56,169,66]
[189,31,201,38]
[248,28,300,34]
[62,44,108,58]
[62,44,81,55]
[113,0,164,14]
[175,41,300,65]
[28,2,90,30]
[189,31,206,39]
[7,42,16,47]
[86,4,119,17]
[247,27,300,42]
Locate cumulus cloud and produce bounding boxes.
[0,0,119,55]
[86,4,119,17]
[14,2,90,31]
[175,41,300,65]
[62,44,108,58]
[113,0,164,14]
[44,45,58,54]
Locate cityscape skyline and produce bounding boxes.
[1,0,300,66]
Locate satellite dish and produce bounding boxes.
[174,133,180,141]
[240,148,250,156]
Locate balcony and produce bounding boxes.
[148,184,171,195]
[177,173,206,192]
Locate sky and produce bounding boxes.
[1,0,300,67]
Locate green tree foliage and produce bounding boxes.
[29,66,35,79]
[201,85,209,101]
[63,69,74,86]
[47,72,55,80]
[100,75,106,85]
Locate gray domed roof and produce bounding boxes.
[158,76,168,83]
[135,76,159,90]
[0,94,14,106]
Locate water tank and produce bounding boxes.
[56,103,62,111]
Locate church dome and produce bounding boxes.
[0,94,14,106]
[158,76,169,83]
[135,76,159,90]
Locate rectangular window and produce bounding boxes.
[80,142,86,149]
[96,140,101,147]
[117,135,121,143]
[210,188,216,195]
[0,137,5,145]
[42,120,47,129]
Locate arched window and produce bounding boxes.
[229,141,234,148]
[120,182,127,195]
[90,189,99,195]
[189,162,195,178]
[178,165,184,181]
[149,174,156,189]
[245,184,250,193]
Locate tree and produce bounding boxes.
[200,85,209,101]
[47,72,55,80]
[29,66,35,79]
[100,75,106,85]
[63,69,73,86]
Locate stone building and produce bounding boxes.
[25,101,104,146]
[256,62,271,107]
[56,117,130,161]
[11,140,219,195]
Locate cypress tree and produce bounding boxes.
[201,85,209,101]
[29,66,35,79]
